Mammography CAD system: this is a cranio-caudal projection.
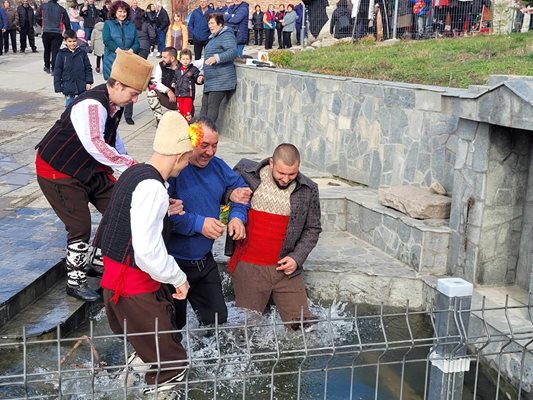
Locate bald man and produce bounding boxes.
[229,143,322,330]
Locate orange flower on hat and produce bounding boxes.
[188,122,204,148]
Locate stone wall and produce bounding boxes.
[447,121,490,283]
[221,66,533,289]
[477,127,530,286]
[447,123,532,286]
[221,66,460,192]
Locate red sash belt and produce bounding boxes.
[228,209,289,272]
[101,256,160,303]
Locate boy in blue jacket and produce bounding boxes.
[54,29,94,107]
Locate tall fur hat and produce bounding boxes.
[110,49,152,92]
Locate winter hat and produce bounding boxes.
[153,111,203,156]
[76,29,85,39]
[110,49,153,92]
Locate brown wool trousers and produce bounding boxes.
[37,173,114,243]
[231,261,312,323]
[103,286,188,385]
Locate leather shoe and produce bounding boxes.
[66,283,101,302]
[125,117,135,125]
[32,48,38,53]
[43,67,50,73]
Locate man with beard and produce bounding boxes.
[229,143,322,330]
[147,46,203,124]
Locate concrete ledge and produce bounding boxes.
[0,278,98,340]
[0,208,65,330]
[320,186,451,275]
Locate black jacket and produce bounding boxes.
[53,47,94,95]
[156,7,169,31]
[330,6,353,38]
[172,63,202,99]
[17,4,35,28]
[251,11,264,29]
[136,19,156,51]
[80,3,99,28]
[36,0,69,34]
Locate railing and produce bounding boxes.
[297,0,530,45]
[1,290,533,399]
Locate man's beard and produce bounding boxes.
[273,176,292,190]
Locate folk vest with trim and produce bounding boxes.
[93,163,165,267]
[35,84,123,183]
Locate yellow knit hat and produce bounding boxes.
[110,49,153,92]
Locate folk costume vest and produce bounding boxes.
[35,84,123,183]
[95,163,164,302]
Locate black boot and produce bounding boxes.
[66,241,101,302]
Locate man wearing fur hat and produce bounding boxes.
[35,50,153,302]
[93,111,200,395]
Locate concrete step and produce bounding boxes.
[319,185,451,275]
[0,278,101,340]
[0,208,65,330]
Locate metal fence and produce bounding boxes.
[1,293,533,399]
[295,0,531,44]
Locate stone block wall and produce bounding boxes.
[447,123,532,287]
[519,146,533,291]
[345,198,450,274]
[221,66,460,192]
[477,128,530,286]
[447,121,490,283]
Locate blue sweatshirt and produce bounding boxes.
[166,156,249,260]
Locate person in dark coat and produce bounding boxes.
[80,0,100,43]
[223,0,249,56]
[17,0,38,53]
[54,29,94,107]
[330,0,353,39]
[134,12,156,58]
[155,1,170,55]
[99,0,111,20]
[303,0,328,37]
[187,0,212,60]
[294,1,304,44]
[274,4,284,49]
[36,0,70,73]
[251,4,264,45]
[129,0,144,21]
[3,0,19,54]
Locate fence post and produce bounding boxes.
[428,278,473,400]
[392,0,399,39]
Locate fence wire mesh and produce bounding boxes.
[290,0,529,44]
[1,296,533,399]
